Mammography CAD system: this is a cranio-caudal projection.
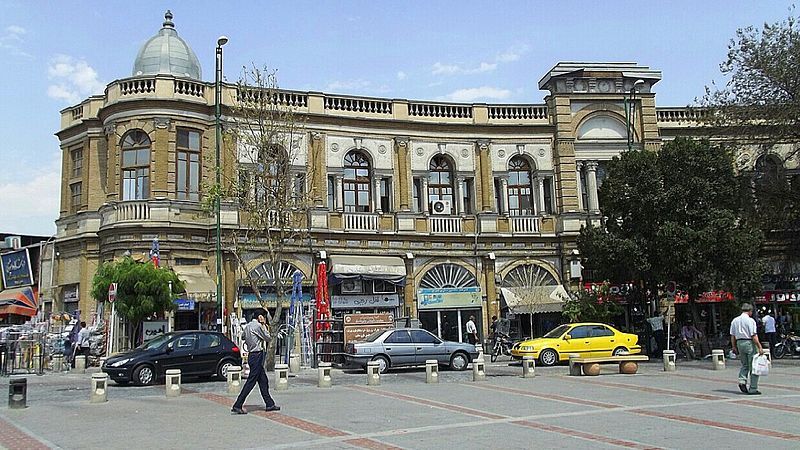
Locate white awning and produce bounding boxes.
[173,265,216,302]
[329,255,406,279]
[501,285,570,314]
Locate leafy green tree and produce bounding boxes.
[91,257,185,347]
[578,138,764,317]
[562,285,623,324]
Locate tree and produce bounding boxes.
[90,257,184,347]
[213,66,311,370]
[562,285,623,324]
[578,138,764,317]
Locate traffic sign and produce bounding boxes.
[108,283,118,303]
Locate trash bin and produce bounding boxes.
[8,376,27,409]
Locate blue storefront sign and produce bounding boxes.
[1,249,34,289]
[175,298,196,311]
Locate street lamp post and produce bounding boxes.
[215,36,228,333]
[624,79,646,151]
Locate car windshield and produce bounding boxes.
[136,333,172,350]
[543,324,570,339]
[361,330,387,342]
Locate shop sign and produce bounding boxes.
[143,321,168,341]
[417,287,481,310]
[1,249,34,289]
[332,294,400,309]
[343,312,394,344]
[63,284,79,303]
[175,298,195,311]
[344,313,394,325]
[238,292,312,309]
[764,291,800,303]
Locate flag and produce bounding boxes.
[149,238,160,267]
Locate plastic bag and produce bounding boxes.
[752,354,770,376]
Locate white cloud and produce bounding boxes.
[0,156,60,235]
[438,86,512,102]
[5,25,25,39]
[326,79,390,95]
[46,55,105,103]
[0,24,32,58]
[496,44,530,63]
[396,71,407,81]
[431,61,496,76]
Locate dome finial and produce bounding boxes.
[163,10,174,28]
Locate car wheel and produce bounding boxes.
[217,359,235,380]
[133,364,155,386]
[539,349,558,366]
[612,347,629,356]
[449,352,469,371]
[371,355,390,374]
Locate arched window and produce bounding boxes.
[121,130,151,200]
[420,263,477,289]
[508,156,534,216]
[428,155,454,208]
[343,151,371,212]
[755,155,782,183]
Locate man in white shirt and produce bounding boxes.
[762,311,777,352]
[730,303,764,395]
[465,316,479,345]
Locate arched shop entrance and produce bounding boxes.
[500,263,568,339]
[237,260,311,323]
[417,263,482,343]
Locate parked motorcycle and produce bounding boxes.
[773,332,800,359]
[491,332,514,362]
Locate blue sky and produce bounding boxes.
[0,0,794,235]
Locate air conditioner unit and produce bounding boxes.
[2,236,21,249]
[430,200,452,215]
[341,279,363,294]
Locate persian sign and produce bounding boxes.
[343,313,394,344]
[331,294,400,309]
[1,249,34,289]
[142,321,168,341]
[417,287,481,309]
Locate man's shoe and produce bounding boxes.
[265,405,281,412]
[738,383,748,394]
[748,390,762,395]
[231,407,247,415]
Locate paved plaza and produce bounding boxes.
[1,358,799,449]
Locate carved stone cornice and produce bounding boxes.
[153,117,171,129]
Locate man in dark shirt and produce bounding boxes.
[231,310,280,414]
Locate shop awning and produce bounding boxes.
[329,255,406,285]
[172,265,216,302]
[501,285,570,314]
[0,286,38,316]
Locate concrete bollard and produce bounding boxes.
[763,348,771,363]
[522,356,536,378]
[367,361,381,386]
[73,355,86,374]
[8,376,27,409]
[227,366,242,395]
[53,355,65,372]
[289,353,301,374]
[568,354,582,376]
[165,369,181,397]
[472,356,486,382]
[275,364,289,391]
[318,362,332,388]
[663,350,676,372]
[425,360,439,384]
[711,349,725,370]
[90,373,108,403]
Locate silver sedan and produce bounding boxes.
[344,328,480,373]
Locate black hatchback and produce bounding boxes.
[102,331,242,385]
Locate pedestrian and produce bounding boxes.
[646,310,666,357]
[762,311,777,351]
[465,315,479,345]
[779,311,792,334]
[489,316,499,341]
[679,320,704,360]
[730,303,764,395]
[231,309,280,415]
[78,322,91,362]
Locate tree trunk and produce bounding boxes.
[529,314,534,338]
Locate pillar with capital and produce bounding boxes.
[335,175,344,212]
[456,177,466,215]
[421,177,429,214]
[575,161,584,211]
[477,140,494,212]
[585,161,600,213]
[309,131,326,207]
[373,177,382,213]
[395,137,411,211]
[537,176,546,214]
[499,178,509,215]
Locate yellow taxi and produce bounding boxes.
[511,322,641,366]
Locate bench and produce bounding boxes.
[568,354,650,376]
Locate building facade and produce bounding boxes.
[51,12,798,343]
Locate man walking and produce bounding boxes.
[730,303,764,395]
[232,310,280,414]
[646,311,666,357]
[762,311,777,351]
[466,315,479,345]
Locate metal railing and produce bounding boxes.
[429,216,463,233]
[510,216,541,234]
[343,213,380,232]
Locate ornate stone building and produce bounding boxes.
[50,12,795,343]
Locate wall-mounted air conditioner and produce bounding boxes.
[430,200,451,215]
[2,236,21,249]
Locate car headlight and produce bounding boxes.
[110,358,132,367]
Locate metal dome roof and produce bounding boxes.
[132,11,202,79]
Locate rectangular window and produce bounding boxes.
[413,177,421,212]
[71,149,83,178]
[494,178,503,213]
[579,167,588,211]
[380,177,391,212]
[327,175,335,210]
[176,129,201,201]
[543,177,554,214]
[121,148,150,200]
[373,280,395,294]
[463,178,474,214]
[293,173,305,202]
[70,182,82,210]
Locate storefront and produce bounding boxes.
[172,264,217,331]
[328,255,406,318]
[500,263,566,339]
[416,263,482,343]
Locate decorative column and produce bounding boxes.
[477,140,493,212]
[575,161,584,211]
[152,117,170,198]
[456,177,466,215]
[335,175,344,212]
[537,177,545,215]
[395,137,411,211]
[310,132,326,207]
[421,177,429,214]
[585,161,599,213]
[499,178,509,215]
[104,123,118,201]
[373,177,382,213]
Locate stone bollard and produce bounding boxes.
[318,362,332,388]
[568,354,581,376]
[711,349,725,370]
[425,360,439,384]
[53,355,65,372]
[8,376,27,409]
[90,373,108,403]
[663,350,676,372]
[763,348,771,363]
[289,353,301,374]
[472,356,486,382]
[367,361,381,386]
[165,369,181,397]
[73,355,86,374]
[275,364,289,391]
[227,366,242,395]
[522,356,536,378]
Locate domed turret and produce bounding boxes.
[132,11,202,79]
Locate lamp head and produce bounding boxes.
[217,36,229,47]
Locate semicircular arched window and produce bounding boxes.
[420,263,477,289]
[343,151,371,212]
[502,264,558,288]
[121,130,151,200]
[508,156,535,216]
[248,260,302,286]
